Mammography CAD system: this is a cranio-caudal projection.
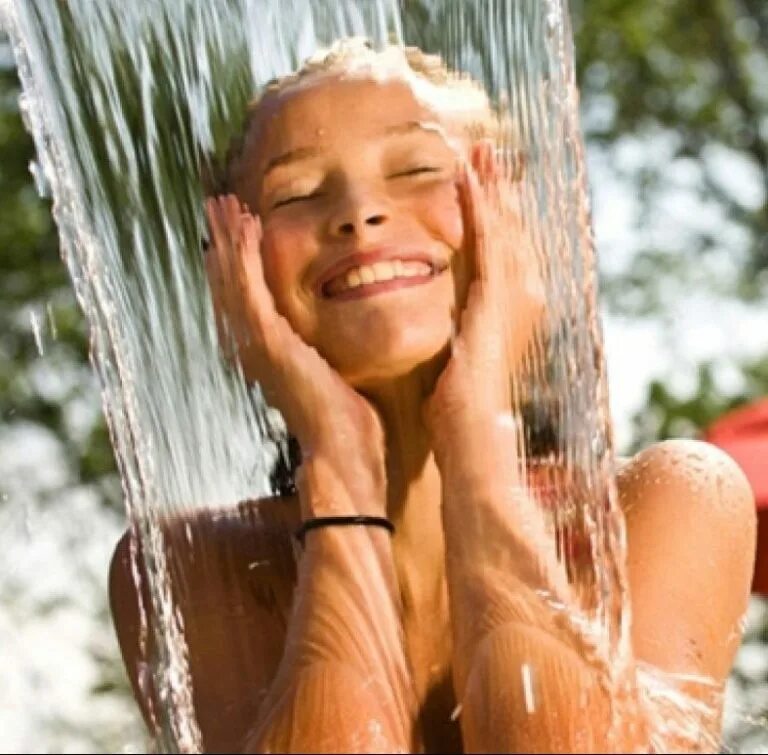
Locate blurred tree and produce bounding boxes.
[0,36,118,503]
[571,0,768,447]
[4,2,765,498]
[574,0,768,311]
[2,2,768,749]
[630,355,768,450]
[1,32,138,751]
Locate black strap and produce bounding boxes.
[294,515,395,546]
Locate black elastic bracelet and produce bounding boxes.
[294,515,395,546]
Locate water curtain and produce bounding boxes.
[1,0,631,750]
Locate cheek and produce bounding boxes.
[412,182,464,250]
[412,182,469,298]
[259,223,313,311]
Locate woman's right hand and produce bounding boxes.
[204,195,387,514]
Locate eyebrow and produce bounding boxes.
[263,146,321,177]
[262,121,441,178]
[384,120,441,137]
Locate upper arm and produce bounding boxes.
[108,503,299,752]
[109,529,161,738]
[620,439,756,748]
[620,439,756,681]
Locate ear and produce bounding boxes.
[469,139,526,186]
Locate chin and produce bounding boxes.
[325,325,451,390]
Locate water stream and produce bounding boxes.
[1,0,637,751]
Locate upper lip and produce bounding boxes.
[315,246,448,297]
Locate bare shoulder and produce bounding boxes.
[616,439,756,682]
[108,494,301,752]
[109,495,302,631]
[617,438,755,524]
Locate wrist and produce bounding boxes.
[432,410,524,487]
[296,452,387,520]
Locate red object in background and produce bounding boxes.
[704,399,768,594]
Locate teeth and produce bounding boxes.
[402,261,431,277]
[326,259,435,295]
[346,269,362,288]
[372,261,395,281]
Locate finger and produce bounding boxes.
[470,139,498,186]
[471,139,527,187]
[209,197,249,358]
[509,149,527,184]
[236,213,271,328]
[458,158,517,362]
[208,196,244,319]
[203,200,227,308]
[205,196,228,255]
[205,246,234,357]
[464,160,507,306]
[224,193,246,239]
[457,162,488,285]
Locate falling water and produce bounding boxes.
[0,0,677,751]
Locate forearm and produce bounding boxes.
[461,626,716,754]
[441,487,645,753]
[435,417,571,683]
[435,418,646,752]
[246,456,417,753]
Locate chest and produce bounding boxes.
[173,506,464,752]
[393,540,463,752]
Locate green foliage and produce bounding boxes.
[3,2,767,486]
[1,4,767,750]
[575,0,768,301]
[631,356,768,451]
[570,0,768,440]
[0,37,118,496]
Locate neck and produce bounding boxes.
[360,362,441,520]
[360,363,452,693]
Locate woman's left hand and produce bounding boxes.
[425,144,545,474]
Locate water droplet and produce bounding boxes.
[521,662,536,713]
[29,309,44,356]
[23,503,33,537]
[29,159,50,198]
[46,301,58,340]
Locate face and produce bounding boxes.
[232,75,471,389]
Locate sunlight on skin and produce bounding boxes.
[110,54,756,754]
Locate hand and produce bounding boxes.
[425,144,545,468]
[205,195,387,511]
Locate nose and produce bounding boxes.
[328,188,390,238]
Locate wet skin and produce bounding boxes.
[110,74,756,753]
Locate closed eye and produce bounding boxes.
[388,166,442,179]
[273,191,323,209]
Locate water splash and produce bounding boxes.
[2,0,643,750]
[45,301,57,340]
[29,307,44,356]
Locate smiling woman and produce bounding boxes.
[227,78,468,389]
[217,42,508,390]
[108,38,756,754]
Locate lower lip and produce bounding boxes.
[324,271,443,302]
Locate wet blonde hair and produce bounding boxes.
[217,37,513,193]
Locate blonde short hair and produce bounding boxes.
[217,37,512,193]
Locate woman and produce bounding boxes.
[109,40,756,753]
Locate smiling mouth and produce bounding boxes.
[322,259,447,300]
